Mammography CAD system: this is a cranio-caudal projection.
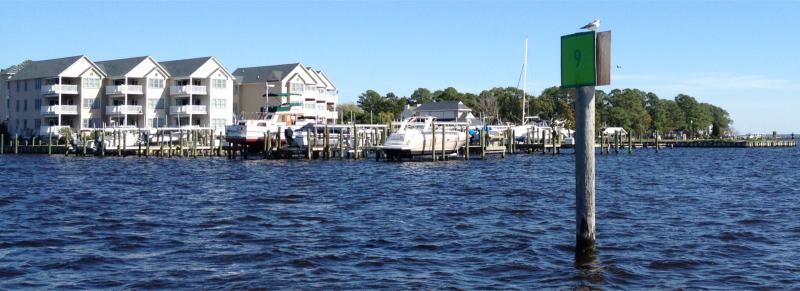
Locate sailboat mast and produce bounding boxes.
[522,37,528,123]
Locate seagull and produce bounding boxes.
[581,19,600,31]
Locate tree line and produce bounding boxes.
[338,86,733,138]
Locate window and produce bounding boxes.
[34,119,41,129]
[212,79,226,89]
[305,84,315,92]
[82,118,89,128]
[148,78,164,89]
[35,79,42,89]
[212,118,226,129]
[192,79,201,86]
[24,80,28,91]
[147,117,166,128]
[23,119,27,129]
[212,98,226,109]
[83,98,95,109]
[35,99,41,109]
[16,100,19,112]
[148,98,164,109]
[82,78,100,89]
[290,82,304,93]
[23,100,27,111]
[176,79,189,86]
[16,81,19,92]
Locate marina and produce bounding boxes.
[0,128,795,158]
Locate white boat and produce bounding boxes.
[512,116,553,142]
[225,102,315,146]
[382,116,468,159]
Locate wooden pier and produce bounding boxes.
[1,129,795,160]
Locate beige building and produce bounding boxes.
[5,55,106,137]
[1,65,19,128]
[233,63,339,123]
[95,56,170,128]
[160,57,235,131]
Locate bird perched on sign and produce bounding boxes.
[581,19,600,31]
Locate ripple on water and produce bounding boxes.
[0,148,798,289]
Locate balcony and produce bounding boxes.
[41,84,79,95]
[170,85,207,96]
[41,105,78,115]
[170,105,207,115]
[106,105,143,115]
[39,125,71,136]
[105,85,144,96]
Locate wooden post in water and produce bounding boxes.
[628,131,632,154]
[14,134,19,154]
[138,131,143,157]
[276,127,281,154]
[431,121,436,161]
[324,124,330,160]
[122,131,127,157]
[464,126,470,160]
[353,125,359,160]
[47,133,52,156]
[100,130,105,157]
[0,134,3,155]
[480,127,486,160]
[83,136,88,157]
[575,86,596,255]
[263,132,268,159]
[116,130,121,157]
[655,131,660,153]
[441,124,446,160]
[307,128,312,160]
[338,128,344,160]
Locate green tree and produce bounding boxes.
[357,90,386,114]
[409,88,433,105]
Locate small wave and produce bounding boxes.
[0,267,25,279]
[648,259,701,269]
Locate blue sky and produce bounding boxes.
[1,1,797,133]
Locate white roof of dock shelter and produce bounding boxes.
[603,127,628,135]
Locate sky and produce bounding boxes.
[1,0,798,133]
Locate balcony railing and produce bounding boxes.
[105,85,144,95]
[41,105,78,115]
[39,125,71,136]
[106,105,143,115]
[41,84,79,95]
[170,85,207,96]
[170,105,207,115]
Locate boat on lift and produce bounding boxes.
[382,116,468,160]
[225,102,315,147]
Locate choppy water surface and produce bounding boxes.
[1,147,799,289]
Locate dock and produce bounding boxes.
[0,129,795,160]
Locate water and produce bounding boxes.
[1,148,798,289]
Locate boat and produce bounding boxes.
[382,116,468,159]
[512,116,553,142]
[225,102,316,147]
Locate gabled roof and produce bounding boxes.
[95,56,171,78]
[416,101,471,112]
[316,70,336,90]
[1,64,20,76]
[159,56,213,77]
[95,56,148,77]
[233,63,301,83]
[9,55,84,80]
[306,67,328,88]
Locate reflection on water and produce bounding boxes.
[0,147,799,289]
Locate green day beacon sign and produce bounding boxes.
[561,31,611,88]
